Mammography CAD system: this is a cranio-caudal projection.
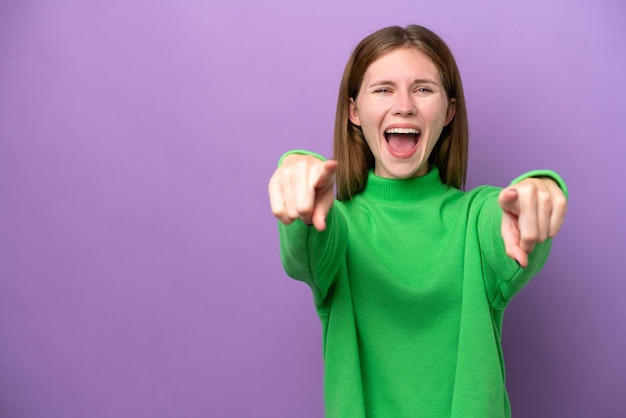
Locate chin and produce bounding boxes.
[385,166,423,179]
[395,161,428,178]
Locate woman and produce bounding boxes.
[268,25,567,418]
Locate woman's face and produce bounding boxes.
[349,47,455,179]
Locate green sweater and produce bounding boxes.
[279,165,562,418]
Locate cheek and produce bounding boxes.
[363,131,379,150]
[359,111,383,137]
[358,99,386,121]
[425,105,450,128]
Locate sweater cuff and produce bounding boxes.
[278,150,328,167]
[509,170,568,200]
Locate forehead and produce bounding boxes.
[363,47,441,83]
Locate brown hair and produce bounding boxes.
[333,25,469,200]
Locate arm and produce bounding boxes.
[278,204,348,308]
[478,171,568,307]
[269,151,347,308]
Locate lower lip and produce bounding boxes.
[385,138,420,159]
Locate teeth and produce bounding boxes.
[385,127,420,134]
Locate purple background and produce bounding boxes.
[1,0,624,417]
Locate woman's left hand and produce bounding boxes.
[498,178,568,268]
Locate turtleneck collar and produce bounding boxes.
[359,166,451,204]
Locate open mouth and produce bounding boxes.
[384,127,420,154]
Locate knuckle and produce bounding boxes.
[268,176,280,192]
[537,190,551,205]
[548,225,562,237]
[270,206,284,218]
[294,159,312,175]
[522,233,538,246]
[280,217,294,225]
[281,164,296,179]
[295,203,313,216]
[286,206,300,219]
[520,181,538,193]
[272,211,293,225]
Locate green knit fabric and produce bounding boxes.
[279,166,556,418]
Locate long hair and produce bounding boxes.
[333,25,469,200]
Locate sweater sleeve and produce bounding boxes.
[478,170,567,308]
[276,149,348,309]
[478,197,552,308]
[278,200,348,311]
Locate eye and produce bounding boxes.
[416,87,433,94]
[374,88,391,94]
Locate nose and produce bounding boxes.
[392,91,417,116]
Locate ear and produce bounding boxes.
[348,98,361,126]
[444,98,456,126]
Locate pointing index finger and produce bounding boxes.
[314,160,338,189]
[498,187,520,214]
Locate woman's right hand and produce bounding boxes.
[268,154,338,231]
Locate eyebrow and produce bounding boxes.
[369,78,440,87]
